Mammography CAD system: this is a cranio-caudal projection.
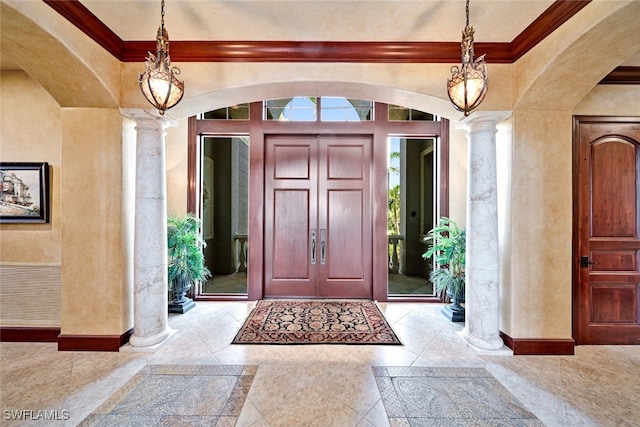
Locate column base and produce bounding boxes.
[127,327,175,351]
[458,328,511,355]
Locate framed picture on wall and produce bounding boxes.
[0,162,50,223]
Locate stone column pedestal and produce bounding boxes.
[123,109,176,349]
[458,111,511,352]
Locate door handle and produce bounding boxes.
[581,256,597,268]
[320,228,326,265]
[310,229,316,265]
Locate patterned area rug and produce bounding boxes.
[374,366,542,426]
[79,365,255,426]
[232,299,401,345]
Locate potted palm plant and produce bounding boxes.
[167,213,211,314]
[422,217,466,322]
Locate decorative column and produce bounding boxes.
[458,111,511,351]
[123,109,176,349]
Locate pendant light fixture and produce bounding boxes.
[138,0,184,115]
[447,0,488,116]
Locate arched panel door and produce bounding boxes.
[575,118,640,344]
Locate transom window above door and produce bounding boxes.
[200,99,439,123]
[263,97,374,122]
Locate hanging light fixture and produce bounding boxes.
[138,0,184,115]
[447,0,488,116]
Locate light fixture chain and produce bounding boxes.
[160,0,165,30]
[465,0,470,27]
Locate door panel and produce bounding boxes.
[318,137,371,297]
[326,190,364,279]
[264,136,317,296]
[265,134,372,298]
[576,118,640,344]
[590,141,637,237]
[272,190,310,279]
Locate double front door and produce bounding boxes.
[264,134,372,298]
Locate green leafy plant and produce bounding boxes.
[167,213,211,300]
[422,217,466,299]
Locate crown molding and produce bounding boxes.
[598,66,640,85]
[122,40,512,63]
[43,0,123,56]
[45,0,591,64]
[510,0,591,61]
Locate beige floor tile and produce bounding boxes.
[363,398,391,427]
[235,398,264,427]
[247,364,316,414]
[2,302,639,427]
[311,364,381,416]
[261,379,362,427]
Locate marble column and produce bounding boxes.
[123,109,176,348]
[458,111,511,351]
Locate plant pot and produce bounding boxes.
[169,274,195,314]
[441,287,465,322]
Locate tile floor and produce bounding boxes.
[1,302,639,426]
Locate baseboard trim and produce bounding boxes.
[500,331,575,355]
[1,327,134,351]
[0,327,61,342]
[57,328,133,352]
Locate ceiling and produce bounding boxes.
[80,0,554,43]
[2,1,639,71]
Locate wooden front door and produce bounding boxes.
[575,117,640,344]
[264,134,372,298]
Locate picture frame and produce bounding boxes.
[0,162,50,223]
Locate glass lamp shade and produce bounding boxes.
[447,62,488,116]
[139,66,184,115]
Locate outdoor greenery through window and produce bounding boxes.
[388,105,437,121]
[202,104,250,120]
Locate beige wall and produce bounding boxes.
[0,72,62,263]
[59,108,128,335]
[0,72,63,327]
[0,71,131,334]
[447,127,468,226]
[166,119,190,217]
[501,110,574,338]
[574,85,640,116]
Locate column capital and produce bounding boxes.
[120,108,178,131]
[456,111,512,132]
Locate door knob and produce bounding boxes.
[581,256,596,268]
